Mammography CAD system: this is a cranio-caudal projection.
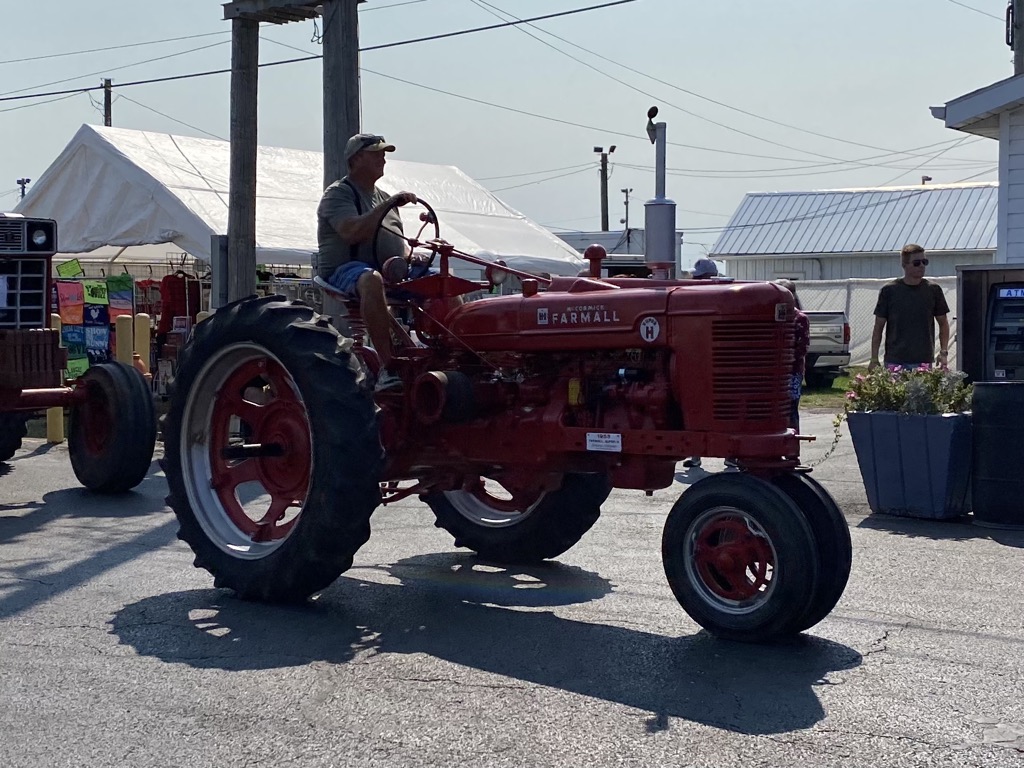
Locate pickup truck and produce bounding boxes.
[803,310,851,388]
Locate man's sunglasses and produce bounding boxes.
[359,135,386,151]
[909,258,929,267]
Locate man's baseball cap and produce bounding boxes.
[692,257,719,278]
[344,133,396,161]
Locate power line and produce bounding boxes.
[0,91,82,114]
[478,0,993,163]
[0,40,230,99]
[476,162,596,180]
[118,94,227,141]
[945,0,1004,21]
[490,165,596,192]
[0,32,231,67]
[0,0,638,105]
[0,2,426,67]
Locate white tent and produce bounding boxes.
[16,124,585,276]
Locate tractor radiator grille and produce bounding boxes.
[0,329,65,389]
[0,257,47,330]
[0,220,25,253]
[711,319,793,423]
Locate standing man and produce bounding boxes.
[317,132,418,391]
[869,243,950,371]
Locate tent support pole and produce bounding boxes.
[226,16,259,302]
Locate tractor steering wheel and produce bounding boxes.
[371,195,442,273]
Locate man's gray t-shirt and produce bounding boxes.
[873,278,950,365]
[316,178,407,279]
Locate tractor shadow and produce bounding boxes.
[111,552,862,736]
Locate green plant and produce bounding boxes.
[844,365,972,415]
[808,366,972,468]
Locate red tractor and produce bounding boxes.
[162,199,851,642]
[0,213,157,492]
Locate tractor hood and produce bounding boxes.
[444,278,792,352]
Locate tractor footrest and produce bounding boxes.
[0,329,66,389]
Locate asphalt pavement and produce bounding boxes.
[0,409,1022,768]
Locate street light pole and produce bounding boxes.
[594,145,616,231]
[16,178,31,200]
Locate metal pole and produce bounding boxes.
[323,0,361,189]
[227,17,259,302]
[1011,0,1024,74]
[599,152,609,231]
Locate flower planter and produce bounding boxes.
[847,411,972,520]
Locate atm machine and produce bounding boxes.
[957,265,1024,381]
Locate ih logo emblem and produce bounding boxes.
[639,317,661,343]
[537,308,549,325]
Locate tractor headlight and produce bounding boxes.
[31,229,48,246]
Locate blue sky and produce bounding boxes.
[0,0,1013,261]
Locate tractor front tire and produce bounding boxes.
[68,362,157,493]
[423,472,611,563]
[771,471,852,633]
[0,413,29,463]
[163,296,383,603]
[662,473,819,643]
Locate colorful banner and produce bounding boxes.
[65,357,89,381]
[83,304,109,327]
[56,258,84,278]
[61,325,86,359]
[82,280,109,305]
[56,280,84,325]
[106,274,134,319]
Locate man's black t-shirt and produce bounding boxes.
[873,278,949,365]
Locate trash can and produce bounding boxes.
[971,381,1024,529]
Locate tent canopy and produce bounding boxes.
[16,124,584,276]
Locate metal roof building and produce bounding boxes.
[710,182,997,281]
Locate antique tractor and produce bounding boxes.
[162,199,851,643]
[0,213,157,492]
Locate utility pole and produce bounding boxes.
[16,178,31,199]
[620,187,633,250]
[1009,0,1023,74]
[322,0,361,189]
[594,145,616,231]
[102,78,112,126]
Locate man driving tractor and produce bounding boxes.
[316,132,420,391]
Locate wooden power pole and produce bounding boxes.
[323,0,362,189]
[102,79,112,126]
[221,0,362,304]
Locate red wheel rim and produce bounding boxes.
[208,356,311,543]
[690,512,776,604]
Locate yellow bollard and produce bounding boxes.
[46,313,65,444]
[133,313,151,374]
[115,315,134,365]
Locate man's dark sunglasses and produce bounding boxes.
[360,135,386,150]
[910,258,929,267]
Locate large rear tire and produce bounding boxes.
[68,362,157,493]
[423,473,611,563]
[162,296,383,603]
[771,472,852,633]
[0,413,29,463]
[661,473,819,643]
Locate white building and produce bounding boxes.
[710,183,996,281]
[932,73,1024,262]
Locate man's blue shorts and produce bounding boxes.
[328,261,374,299]
[328,260,435,299]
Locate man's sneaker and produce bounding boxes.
[374,369,404,392]
[683,457,701,468]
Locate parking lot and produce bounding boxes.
[1,409,1023,767]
